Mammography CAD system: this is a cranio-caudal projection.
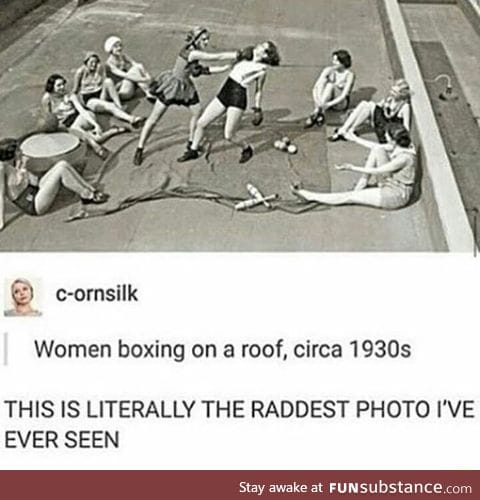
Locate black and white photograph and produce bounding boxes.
[0,0,478,251]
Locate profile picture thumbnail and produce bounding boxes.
[4,277,42,317]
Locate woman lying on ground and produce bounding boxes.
[177,40,281,164]
[133,26,238,166]
[292,123,416,210]
[73,52,146,129]
[304,49,355,128]
[104,36,153,101]
[0,138,108,231]
[329,78,411,143]
[42,73,126,159]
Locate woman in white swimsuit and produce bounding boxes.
[178,41,281,164]
[305,49,355,128]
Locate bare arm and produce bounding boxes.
[399,103,411,130]
[106,57,148,83]
[324,72,355,109]
[207,64,231,74]
[344,131,387,150]
[41,94,52,115]
[253,72,266,108]
[72,67,83,94]
[188,50,237,62]
[242,68,266,88]
[337,155,407,175]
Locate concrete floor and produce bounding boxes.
[0,0,437,251]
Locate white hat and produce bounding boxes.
[104,36,121,54]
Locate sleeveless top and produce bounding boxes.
[47,94,77,124]
[388,145,416,187]
[77,65,105,94]
[326,67,353,90]
[169,47,201,79]
[229,60,267,88]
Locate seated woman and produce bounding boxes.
[4,278,41,317]
[133,26,238,166]
[304,49,355,128]
[73,52,145,128]
[42,73,125,159]
[104,36,152,101]
[0,138,108,231]
[329,78,411,143]
[292,123,417,210]
[178,41,281,164]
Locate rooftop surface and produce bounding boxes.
[0,0,442,251]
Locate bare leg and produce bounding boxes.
[34,161,96,214]
[224,107,247,149]
[188,103,202,143]
[338,100,375,135]
[313,81,335,110]
[69,122,104,157]
[119,65,151,100]
[137,100,168,149]
[118,79,137,101]
[87,99,137,124]
[354,145,389,191]
[191,98,226,150]
[292,185,384,208]
[177,99,226,162]
[101,78,122,108]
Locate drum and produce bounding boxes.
[20,132,87,174]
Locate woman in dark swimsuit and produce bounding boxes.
[0,138,108,231]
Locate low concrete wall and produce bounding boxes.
[0,0,48,31]
[377,0,474,252]
[458,0,480,37]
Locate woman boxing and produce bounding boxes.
[178,40,281,164]
[133,26,237,166]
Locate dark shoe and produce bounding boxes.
[239,145,253,164]
[131,116,146,129]
[315,112,325,127]
[328,130,347,142]
[177,148,199,163]
[81,191,110,205]
[304,110,324,129]
[133,147,144,166]
[304,117,315,129]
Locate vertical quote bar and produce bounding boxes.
[3,332,8,366]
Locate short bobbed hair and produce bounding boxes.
[45,73,66,93]
[332,49,352,69]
